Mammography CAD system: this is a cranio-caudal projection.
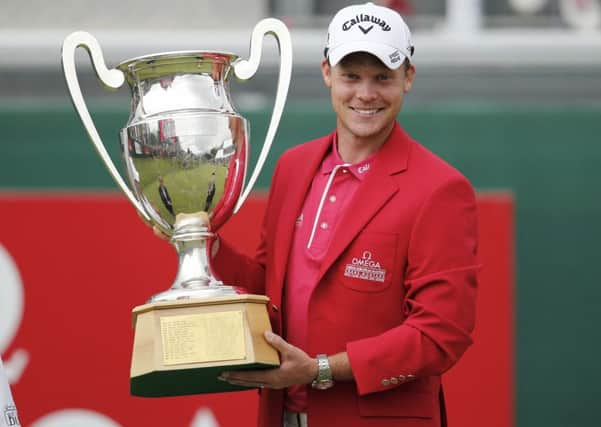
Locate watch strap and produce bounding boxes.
[311,354,334,389]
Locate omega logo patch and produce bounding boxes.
[344,250,386,283]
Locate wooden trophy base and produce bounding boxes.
[130,294,279,397]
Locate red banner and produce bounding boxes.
[0,192,513,426]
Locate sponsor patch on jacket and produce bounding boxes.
[343,250,386,283]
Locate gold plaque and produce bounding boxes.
[160,310,246,366]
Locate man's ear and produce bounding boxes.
[404,64,416,93]
[321,59,332,88]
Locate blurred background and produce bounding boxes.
[1,0,600,426]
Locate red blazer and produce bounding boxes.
[212,122,479,427]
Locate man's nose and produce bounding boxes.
[356,82,378,102]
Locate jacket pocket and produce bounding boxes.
[334,231,399,293]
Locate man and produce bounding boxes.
[1,358,20,426]
[158,175,175,216]
[168,2,477,426]
[204,171,217,212]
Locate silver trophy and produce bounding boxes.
[62,19,291,397]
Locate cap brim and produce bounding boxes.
[328,41,407,70]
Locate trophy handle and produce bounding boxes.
[61,31,151,222]
[232,18,293,214]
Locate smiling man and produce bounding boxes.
[213,3,479,427]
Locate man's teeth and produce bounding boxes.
[352,108,380,115]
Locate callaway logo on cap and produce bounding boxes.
[325,2,414,70]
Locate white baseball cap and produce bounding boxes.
[325,2,414,70]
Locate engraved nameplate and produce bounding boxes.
[160,311,246,366]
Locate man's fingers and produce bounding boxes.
[264,331,293,353]
[219,370,274,386]
[218,377,265,389]
[175,212,211,228]
[137,210,155,228]
[153,226,170,240]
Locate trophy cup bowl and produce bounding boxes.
[118,51,249,301]
[62,19,292,396]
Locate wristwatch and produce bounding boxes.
[311,354,334,390]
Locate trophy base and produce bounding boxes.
[131,362,275,397]
[130,294,279,397]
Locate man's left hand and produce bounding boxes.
[218,331,318,389]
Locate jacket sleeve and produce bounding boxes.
[346,176,480,396]
[210,160,283,295]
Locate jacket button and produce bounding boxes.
[271,304,279,312]
[389,377,398,385]
[381,379,390,386]
[406,374,416,381]
[398,375,406,383]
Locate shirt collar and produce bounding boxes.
[320,134,375,181]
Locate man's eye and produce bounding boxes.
[344,74,359,80]
[376,75,390,81]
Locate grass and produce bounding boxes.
[131,157,228,222]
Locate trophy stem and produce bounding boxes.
[148,213,239,303]
[172,234,215,288]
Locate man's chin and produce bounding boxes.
[348,125,384,139]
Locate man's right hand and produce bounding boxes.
[153,225,170,241]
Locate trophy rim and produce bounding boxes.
[116,50,239,71]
